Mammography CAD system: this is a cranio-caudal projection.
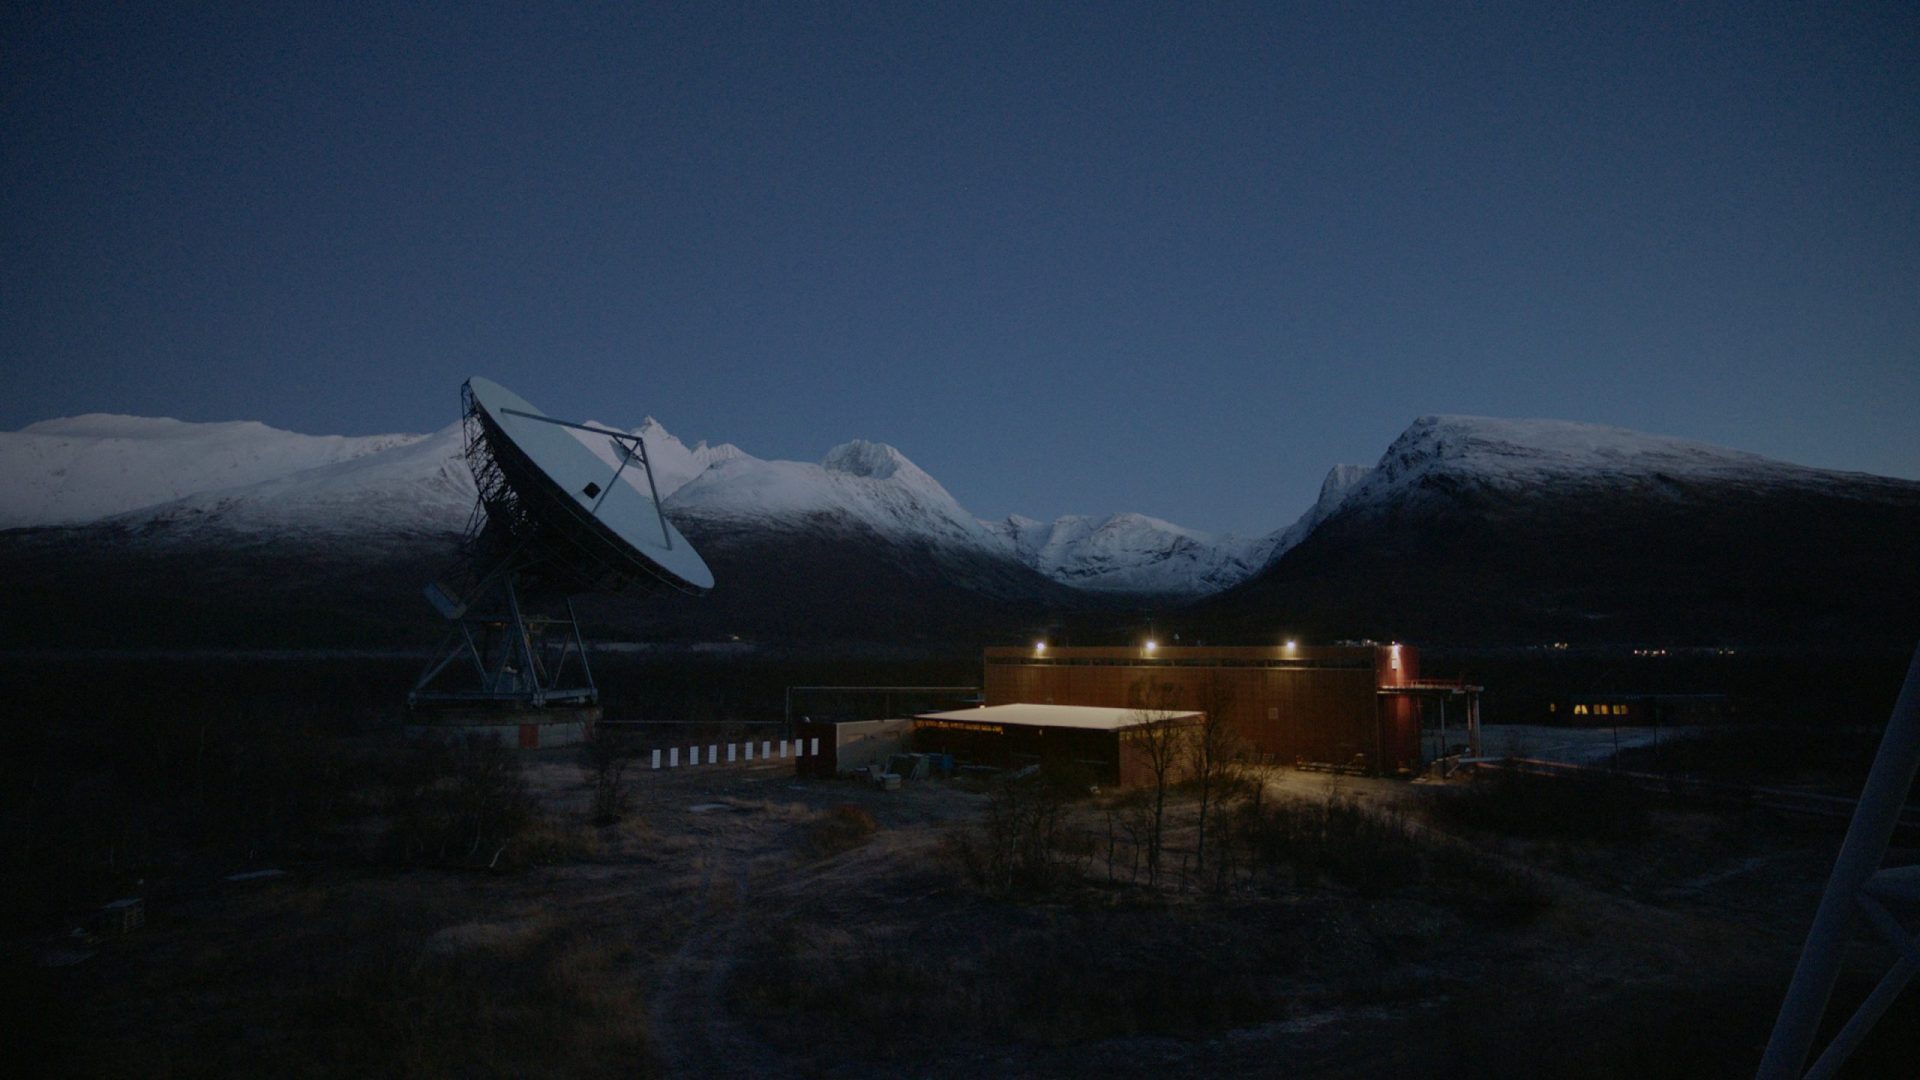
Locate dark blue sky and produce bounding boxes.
[5,1,1915,534]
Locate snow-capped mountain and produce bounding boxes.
[0,414,423,529]
[664,438,1005,553]
[1347,415,1884,503]
[567,417,748,501]
[0,409,1102,647]
[1201,414,1920,646]
[981,512,1268,594]
[3,408,1255,595]
[6,406,1917,649]
[110,423,475,539]
[1254,462,1374,568]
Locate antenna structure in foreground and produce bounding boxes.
[408,377,713,744]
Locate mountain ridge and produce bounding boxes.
[2,408,1263,595]
[7,407,1919,650]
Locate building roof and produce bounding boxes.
[916,703,1202,732]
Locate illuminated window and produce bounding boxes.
[1573,704,1589,716]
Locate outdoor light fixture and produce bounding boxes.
[1285,639,1298,651]
[1144,639,1158,654]
[1034,640,1046,654]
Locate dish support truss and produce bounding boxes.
[409,574,596,708]
[408,387,672,709]
[1759,643,1920,1079]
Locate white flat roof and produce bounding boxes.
[915,703,1202,732]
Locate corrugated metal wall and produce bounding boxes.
[983,645,1422,773]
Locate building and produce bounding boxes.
[913,703,1204,787]
[982,643,1479,775]
[1556,693,1729,727]
[792,717,915,778]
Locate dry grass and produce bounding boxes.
[727,899,1317,1052]
[47,880,652,1079]
[1431,768,1650,844]
[801,803,879,858]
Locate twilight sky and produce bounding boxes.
[4,2,1916,535]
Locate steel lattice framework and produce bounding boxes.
[409,380,695,710]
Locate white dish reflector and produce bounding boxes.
[466,376,714,594]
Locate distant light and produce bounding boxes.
[1284,639,1297,651]
[1034,640,1047,654]
[1144,639,1158,653]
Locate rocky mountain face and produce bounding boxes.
[1193,415,1920,647]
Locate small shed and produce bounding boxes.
[914,703,1203,787]
[793,718,915,778]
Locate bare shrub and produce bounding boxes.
[803,804,878,858]
[949,775,1089,894]
[1215,789,1554,920]
[383,736,537,864]
[1126,679,1194,886]
[580,731,632,826]
[1225,791,1421,896]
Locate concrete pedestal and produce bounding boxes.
[406,705,599,749]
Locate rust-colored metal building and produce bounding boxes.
[914,704,1204,788]
[983,643,1476,775]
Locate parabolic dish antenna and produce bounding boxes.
[462,377,712,595]
[409,377,712,724]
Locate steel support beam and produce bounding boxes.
[1759,643,1920,1079]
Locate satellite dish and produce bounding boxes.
[409,377,713,727]
[461,377,712,596]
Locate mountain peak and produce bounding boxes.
[821,439,917,481]
[1319,463,1373,501]
[980,510,1266,594]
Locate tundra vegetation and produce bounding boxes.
[4,652,1919,1077]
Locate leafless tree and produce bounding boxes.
[1186,672,1246,879]
[581,729,632,826]
[1126,679,1191,886]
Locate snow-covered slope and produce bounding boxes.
[2,413,1047,568]
[1313,414,1899,518]
[0,414,423,528]
[982,512,1269,594]
[115,423,475,538]
[567,417,747,500]
[1204,414,1920,645]
[1254,414,1908,564]
[665,439,1006,552]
